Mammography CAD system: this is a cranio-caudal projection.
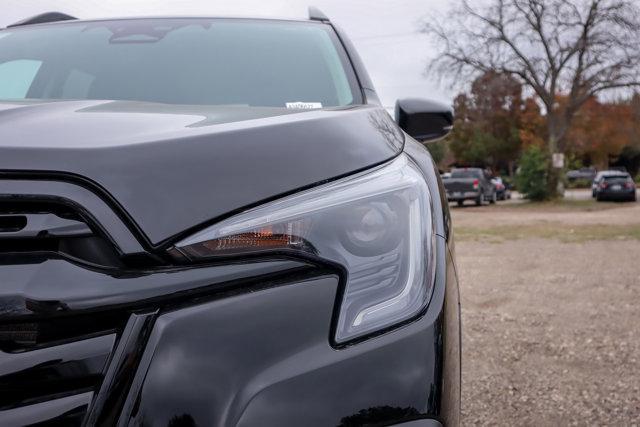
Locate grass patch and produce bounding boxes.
[505,199,627,212]
[456,223,640,243]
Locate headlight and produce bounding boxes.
[174,154,436,343]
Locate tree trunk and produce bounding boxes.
[547,160,563,199]
[546,115,565,199]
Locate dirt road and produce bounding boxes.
[453,199,640,426]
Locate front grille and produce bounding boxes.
[0,333,116,411]
[0,310,153,425]
[0,194,158,425]
[0,311,128,353]
[0,200,124,268]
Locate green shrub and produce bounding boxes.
[424,140,448,167]
[516,146,550,201]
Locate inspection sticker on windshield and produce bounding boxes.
[286,102,323,109]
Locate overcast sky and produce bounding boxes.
[1,0,455,107]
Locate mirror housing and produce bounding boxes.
[395,98,453,142]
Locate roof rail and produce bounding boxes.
[308,6,330,22]
[7,12,77,28]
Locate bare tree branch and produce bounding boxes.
[422,0,640,153]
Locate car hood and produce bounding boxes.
[0,100,403,246]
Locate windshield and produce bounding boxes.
[0,18,361,108]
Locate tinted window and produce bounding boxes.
[451,169,482,179]
[0,19,361,107]
[604,174,630,181]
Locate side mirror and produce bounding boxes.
[395,98,453,142]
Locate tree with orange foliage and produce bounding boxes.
[566,97,633,170]
[448,71,525,175]
[519,98,546,149]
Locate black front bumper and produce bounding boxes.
[0,238,456,426]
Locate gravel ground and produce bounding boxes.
[453,196,640,426]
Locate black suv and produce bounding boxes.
[0,10,460,427]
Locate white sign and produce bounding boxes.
[552,153,565,169]
[285,102,323,109]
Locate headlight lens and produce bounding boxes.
[175,154,435,343]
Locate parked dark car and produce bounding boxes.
[444,168,496,206]
[0,11,460,427]
[566,167,597,182]
[591,170,628,197]
[594,172,637,202]
[491,177,511,201]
